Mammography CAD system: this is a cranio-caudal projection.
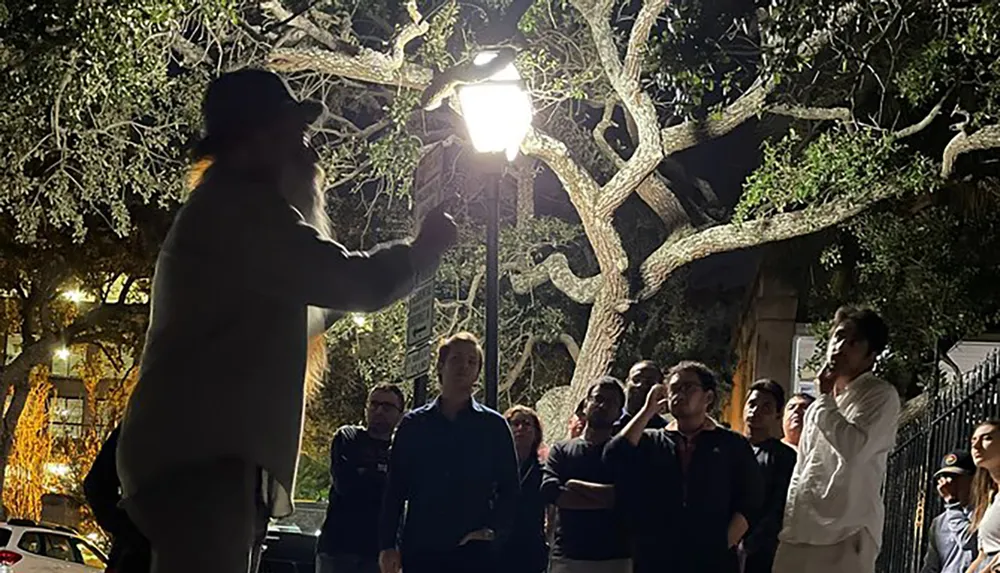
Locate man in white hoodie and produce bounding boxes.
[773,306,901,573]
[116,69,457,573]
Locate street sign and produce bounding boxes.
[406,280,435,348]
[405,142,449,385]
[404,344,432,379]
[413,172,444,221]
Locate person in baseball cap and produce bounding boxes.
[922,449,976,573]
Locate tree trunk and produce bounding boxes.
[0,338,58,509]
[557,283,629,426]
[0,379,34,517]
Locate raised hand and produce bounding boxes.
[414,202,458,257]
[643,384,669,416]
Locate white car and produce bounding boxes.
[0,520,106,573]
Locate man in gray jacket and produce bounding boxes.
[116,68,457,573]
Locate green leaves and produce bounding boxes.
[734,128,940,223]
[0,0,216,242]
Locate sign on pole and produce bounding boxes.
[403,143,449,391]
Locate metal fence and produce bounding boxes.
[877,349,1000,573]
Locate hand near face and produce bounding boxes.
[936,476,958,502]
[818,361,836,395]
[643,384,668,416]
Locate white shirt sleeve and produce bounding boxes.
[812,381,901,463]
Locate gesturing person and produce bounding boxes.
[116,69,457,573]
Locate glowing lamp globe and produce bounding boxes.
[457,52,533,161]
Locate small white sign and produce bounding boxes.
[406,280,435,348]
[413,175,444,221]
[404,345,432,379]
[796,381,817,397]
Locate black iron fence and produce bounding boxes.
[877,349,1000,573]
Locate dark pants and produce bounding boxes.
[743,547,777,573]
[402,542,495,573]
[315,553,379,573]
[124,458,269,573]
[108,544,152,573]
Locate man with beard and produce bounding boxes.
[542,377,631,573]
[740,380,796,573]
[317,384,407,573]
[774,307,900,573]
[781,393,815,449]
[116,69,457,573]
[605,361,763,573]
[378,333,519,573]
[616,361,669,430]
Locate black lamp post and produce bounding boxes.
[457,52,533,409]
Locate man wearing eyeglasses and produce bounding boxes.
[317,383,406,573]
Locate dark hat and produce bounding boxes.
[197,69,324,154]
[934,450,976,477]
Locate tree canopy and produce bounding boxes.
[3,0,1000,439]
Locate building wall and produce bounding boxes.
[725,272,798,431]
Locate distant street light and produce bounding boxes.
[351,313,367,327]
[54,347,71,360]
[45,463,71,477]
[62,290,86,303]
[457,50,533,409]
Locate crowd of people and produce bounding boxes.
[73,70,1000,573]
[311,305,895,573]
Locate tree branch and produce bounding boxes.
[892,88,952,140]
[499,334,537,395]
[638,184,904,299]
[661,76,771,155]
[572,0,664,217]
[558,333,581,363]
[510,253,602,304]
[636,175,691,234]
[266,1,431,89]
[660,2,861,156]
[622,0,669,84]
[592,98,623,168]
[521,129,600,209]
[260,1,342,51]
[514,158,536,227]
[592,99,688,231]
[768,104,852,122]
[941,125,1000,179]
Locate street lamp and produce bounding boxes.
[457,50,533,409]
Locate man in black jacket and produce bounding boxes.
[741,380,797,573]
[84,426,150,573]
[605,361,764,573]
[317,384,405,573]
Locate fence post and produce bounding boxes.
[913,340,942,572]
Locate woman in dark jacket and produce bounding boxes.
[500,406,549,573]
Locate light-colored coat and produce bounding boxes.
[117,166,423,517]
